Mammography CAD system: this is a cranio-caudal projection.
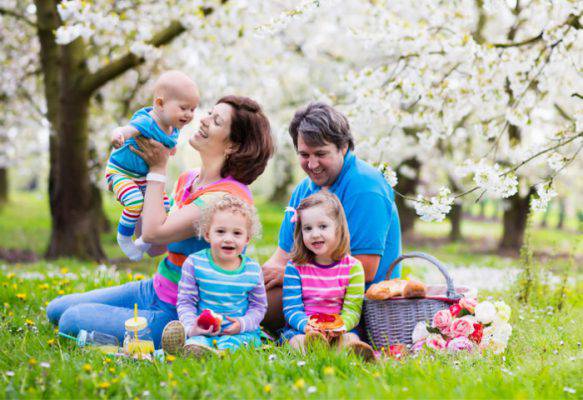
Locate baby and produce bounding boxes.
[105,70,200,261]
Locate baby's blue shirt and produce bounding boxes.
[109,107,180,176]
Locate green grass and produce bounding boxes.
[1,192,582,398]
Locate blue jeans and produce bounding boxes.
[46,279,177,349]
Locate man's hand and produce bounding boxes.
[221,317,241,335]
[262,247,290,290]
[263,262,285,290]
[111,128,125,148]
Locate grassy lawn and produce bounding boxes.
[0,192,581,398]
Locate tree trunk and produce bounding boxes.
[492,200,500,221]
[449,201,463,242]
[46,92,105,260]
[34,0,188,259]
[540,200,551,228]
[395,158,420,235]
[498,188,535,253]
[88,145,111,233]
[268,152,294,204]
[0,167,7,206]
[557,197,566,230]
[478,201,486,219]
[448,177,463,242]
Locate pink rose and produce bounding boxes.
[426,334,447,350]
[450,318,475,337]
[449,303,462,318]
[432,309,453,334]
[459,297,478,313]
[446,336,475,352]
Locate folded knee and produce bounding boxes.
[46,296,69,325]
[58,304,85,336]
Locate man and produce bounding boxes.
[262,102,402,331]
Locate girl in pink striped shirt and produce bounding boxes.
[282,191,374,360]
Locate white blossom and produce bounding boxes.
[531,183,558,212]
[470,161,519,199]
[378,164,398,187]
[412,188,455,222]
[546,153,565,172]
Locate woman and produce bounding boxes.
[46,96,274,348]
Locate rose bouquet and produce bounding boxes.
[411,297,512,354]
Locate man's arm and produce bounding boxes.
[353,254,381,284]
[262,247,290,290]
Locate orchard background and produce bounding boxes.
[0,1,581,398]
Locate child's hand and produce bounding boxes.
[323,329,343,340]
[305,325,320,335]
[221,317,241,335]
[188,322,219,337]
[111,128,125,148]
[169,147,177,156]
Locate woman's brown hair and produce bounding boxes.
[217,96,275,185]
[290,191,351,265]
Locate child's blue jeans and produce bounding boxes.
[46,279,177,349]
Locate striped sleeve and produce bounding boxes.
[282,262,309,332]
[340,258,365,331]
[176,255,200,332]
[236,268,268,332]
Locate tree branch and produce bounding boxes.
[554,103,574,123]
[472,0,487,44]
[503,132,583,176]
[493,32,542,48]
[493,12,580,48]
[80,21,186,94]
[0,6,36,28]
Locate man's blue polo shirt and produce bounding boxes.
[278,150,402,287]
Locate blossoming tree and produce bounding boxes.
[257,0,582,251]
[1,0,581,259]
[0,0,224,259]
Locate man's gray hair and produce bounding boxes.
[288,102,354,151]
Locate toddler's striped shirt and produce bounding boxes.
[177,248,267,333]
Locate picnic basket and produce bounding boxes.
[363,251,463,348]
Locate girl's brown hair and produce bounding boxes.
[290,191,351,265]
[217,96,275,185]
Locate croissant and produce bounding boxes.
[403,280,427,298]
[366,279,408,300]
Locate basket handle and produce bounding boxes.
[386,251,460,300]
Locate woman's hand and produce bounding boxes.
[221,317,242,335]
[130,136,171,173]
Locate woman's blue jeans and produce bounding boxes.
[46,279,177,349]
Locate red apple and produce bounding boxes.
[197,309,223,332]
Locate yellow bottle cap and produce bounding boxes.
[125,316,148,331]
